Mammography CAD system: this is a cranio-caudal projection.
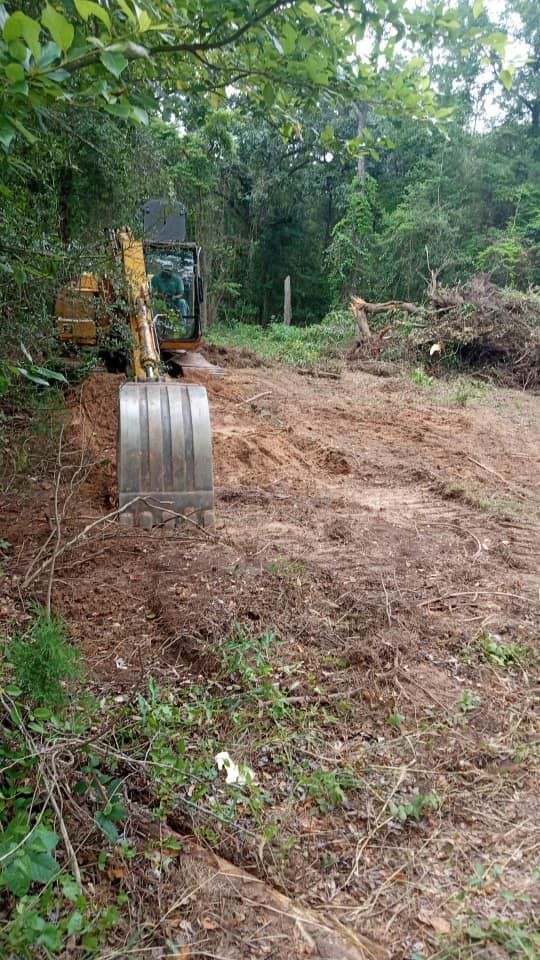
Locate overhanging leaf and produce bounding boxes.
[100,49,128,78]
[130,105,149,124]
[3,11,41,60]
[41,4,74,52]
[5,62,25,84]
[74,0,111,31]
[114,0,136,25]
[500,68,513,91]
[10,117,37,144]
[0,116,16,151]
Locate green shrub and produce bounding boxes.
[7,610,81,708]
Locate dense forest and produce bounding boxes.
[1,0,539,359]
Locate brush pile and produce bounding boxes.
[349,274,540,389]
[413,275,540,388]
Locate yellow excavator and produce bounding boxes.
[55,201,216,529]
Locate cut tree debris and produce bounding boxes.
[349,273,540,388]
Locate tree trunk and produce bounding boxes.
[284,274,292,325]
[354,102,368,190]
[58,165,73,245]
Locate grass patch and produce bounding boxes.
[410,366,434,386]
[476,630,528,668]
[267,556,306,579]
[451,377,492,406]
[431,478,514,514]
[206,309,354,367]
[438,917,540,959]
[6,608,81,708]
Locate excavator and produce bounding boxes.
[55,201,216,530]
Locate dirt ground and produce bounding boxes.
[1,353,539,959]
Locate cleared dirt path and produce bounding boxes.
[2,356,539,958]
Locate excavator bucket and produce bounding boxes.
[118,381,214,529]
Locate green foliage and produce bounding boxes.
[476,631,527,668]
[387,711,405,730]
[267,557,306,579]
[298,767,357,813]
[476,228,533,287]
[0,821,59,897]
[326,175,379,300]
[6,608,81,707]
[457,690,481,713]
[439,918,540,960]
[0,348,67,397]
[451,378,490,406]
[410,367,434,386]
[0,636,120,957]
[207,309,354,367]
[389,790,440,823]
[0,0,459,155]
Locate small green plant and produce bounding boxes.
[0,821,60,897]
[267,556,306,579]
[452,378,490,407]
[432,479,493,512]
[457,690,481,713]
[410,366,434,386]
[387,711,405,730]
[6,609,81,708]
[389,790,440,823]
[460,918,539,959]
[477,630,526,668]
[298,767,358,813]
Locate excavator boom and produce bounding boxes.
[55,213,215,529]
[115,228,215,528]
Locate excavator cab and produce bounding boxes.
[142,200,202,346]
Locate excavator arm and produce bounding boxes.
[56,226,215,530]
[113,228,215,529]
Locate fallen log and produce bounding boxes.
[297,367,342,379]
[132,804,390,960]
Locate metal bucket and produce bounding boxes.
[118,381,214,528]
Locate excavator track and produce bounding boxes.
[118,381,214,529]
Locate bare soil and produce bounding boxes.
[1,359,539,959]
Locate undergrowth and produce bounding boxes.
[1,610,537,958]
[6,609,81,707]
[206,308,354,366]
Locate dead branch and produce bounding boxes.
[297,368,341,379]
[22,499,142,589]
[133,807,390,960]
[349,295,423,346]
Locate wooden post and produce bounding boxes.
[284,275,292,325]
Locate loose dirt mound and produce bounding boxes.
[203,341,272,368]
[71,371,122,509]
